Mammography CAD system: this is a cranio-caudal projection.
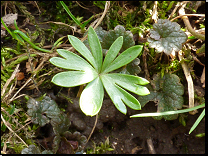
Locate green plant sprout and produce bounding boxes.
[50,26,150,116]
[189,108,205,134]
[60,1,93,33]
[130,103,205,134]
[86,137,114,154]
[1,18,51,53]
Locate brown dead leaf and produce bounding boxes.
[15,72,25,80]
[201,66,205,88]
[26,60,37,72]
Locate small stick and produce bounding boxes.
[147,138,156,154]
[143,46,150,81]
[178,2,205,41]
[1,64,20,97]
[82,114,98,150]
[170,14,205,22]
[178,50,197,115]
[1,114,28,147]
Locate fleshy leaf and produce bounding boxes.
[138,73,184,120]
[80,77,104,116]
[101,36,123,72]
[49,49,95,71]
[50,26,150,116]
[105,73,150,95]
[101,74,142,114]
[27,96,61,127]
[88,26,103,72]
[68,35,97,70]
[51,71,98,87]
[147,19,188,55]
[102,45,143,74]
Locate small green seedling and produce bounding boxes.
[50,26,150,116]
[130,103,205,134]
[60,1,93,33]
[1,18,51,53]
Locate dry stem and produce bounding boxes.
[1,64,20,97]
[179,2,205,41]
[178,50,197,115]
[1,114,28,147]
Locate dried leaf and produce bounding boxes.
[15,72,25,80]
[200,67,205,88]
[26,60,37,72]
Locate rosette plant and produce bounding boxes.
[49,26,150,116]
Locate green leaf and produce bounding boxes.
[51,71,98,87]
[189,108,205,134]
[60,1,82,28]
[21,145,41,154]
[80,77,104,116]
[104,73,150,95]
[50,27,150,116]
[102,45,143,74]
[51,113,71,135]
[83,25,135,53]
[130,103,205,118]
[99,25,135,52]
[63,131,87,149]
[68,35,97,70]
[101,36,123,72]
[50,49,95,71]
[88,27,103,72]
[101,74,141,114]
[27,96,61,126]
[138,73,184,120]
[147,19,188,55]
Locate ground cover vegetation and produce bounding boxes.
[1,1,205,154]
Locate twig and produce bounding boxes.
[200,67,205,88]
[170,14,205,22]
[82,114,98,149]
[168,2,181,20]
[1,114,28,147]
[151,1,158,23]
[9,55,49,102]
[143,46,150,81]
[75,1,90,10]
[147,138,156,154]
[93,1,110,30]
[191,53,205,67]
[178,2,205,41]
[80,1,110,42]
[1,64,20,97]
[178,50,197,115]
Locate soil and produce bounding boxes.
[1,1,205,154]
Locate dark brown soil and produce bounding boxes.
[63,97,205,154]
